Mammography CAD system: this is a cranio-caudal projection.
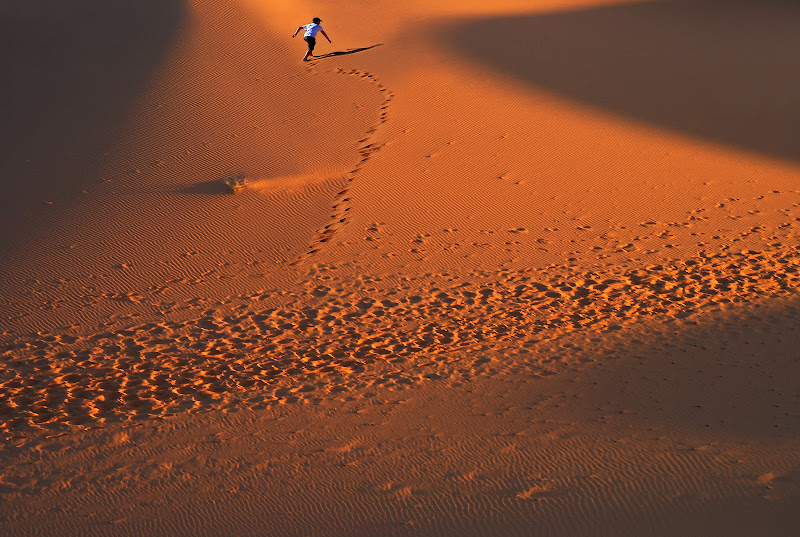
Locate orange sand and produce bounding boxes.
[1,0,799,535]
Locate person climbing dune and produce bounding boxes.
[292,17,331,62]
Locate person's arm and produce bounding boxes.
[320,29,331,43]
[292,26,304,38]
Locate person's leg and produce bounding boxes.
[303,36,316,61]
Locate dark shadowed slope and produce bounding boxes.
[447,0,800,163]
[0,0,186,254]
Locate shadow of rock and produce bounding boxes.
[180,179,230,196]
[180,173,246,195]
[447,0,800,162]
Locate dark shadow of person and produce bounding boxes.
[311,44,383,60]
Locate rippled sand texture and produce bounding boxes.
[1,0,799,535]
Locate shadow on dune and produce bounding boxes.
[446,0,800,162]
[310,44,383,61]
[583,302,800,445]
[563,298,800,535]
[0,0,186,253]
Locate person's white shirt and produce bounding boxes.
[303,23,323,38]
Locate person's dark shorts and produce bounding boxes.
[304,36,316,52]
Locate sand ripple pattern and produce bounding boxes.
[2,245,800,435]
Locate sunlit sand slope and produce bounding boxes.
[0,0,385,332]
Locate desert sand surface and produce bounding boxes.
[1,0,799,535]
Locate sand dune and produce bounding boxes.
[1,0,799,535]
[3,245,800,432]
[2,305,798,535]
[0,0,387,332]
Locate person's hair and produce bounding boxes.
[312,17,321,23]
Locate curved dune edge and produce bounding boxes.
[442,0,800,164]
